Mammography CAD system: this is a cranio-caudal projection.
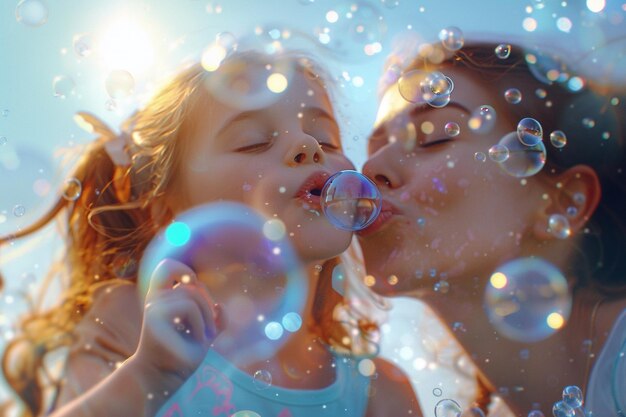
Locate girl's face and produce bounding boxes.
[172,68,355,263]
[358,68,553,295]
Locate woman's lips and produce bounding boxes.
[357,200,401,237]
[294,171,330,210]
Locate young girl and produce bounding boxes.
[1,50,418,416]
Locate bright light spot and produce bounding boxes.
[358,359,376,376]
[523,17,538,32]
[586,0,605,12]
[556,17,572,32]
[490,272,508,289]
[264,322,284,340]
[364,275,376,287]
[201,44,227,72]
[413,357,427,370]
[263,219,286,241]
[318,33,331,44]
[547,312,565,329]
[267,73,288,93]
[421,121,434,135]
[165,222,191,247]
[326,10,339,23]
[399,346,414,360]
[99,18,155,74]
[567,76,585,91]
[352,76,364,87]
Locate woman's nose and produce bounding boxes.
[362,145,404,190]
[285,134,324,166]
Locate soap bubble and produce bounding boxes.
[12,205,26,217]
[435,399,462,417]
[52,76,76,99]
[468,105,496,134]
[445,122,460,137]
[504,88,522,104]
[517,118,543,146]
[231,412,261,417]
[15,0,48,27]
[432,388,443,397]
[527,410,545,417]
[438,26,464,51]
[488,144,510,163]
[495,44,511,59]
[549,130,567,148]
[548,214,571,239]
[474,152,487,162]
[281,312,302,332]
[552,401,575,417]
[105,70,135,99]
[497,131,546,178]
[62,178,82,201]
[204,52,296,110]
[73,33,93,57]
[459,408,486,417]
[253,369,272,389]
[397,70,452,107]
[484,257,571,342]
[138,202,306,366]
[562,385,583,409]
[321,170,382,231]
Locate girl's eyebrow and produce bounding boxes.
[214,110,260,138]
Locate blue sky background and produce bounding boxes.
[0,0,624,413]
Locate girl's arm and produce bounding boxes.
[50,260,220,417]
[365,358,423,417]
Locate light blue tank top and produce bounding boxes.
[586,308,626,417]
[156,349,371,417]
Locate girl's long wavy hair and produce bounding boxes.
[0,50,370,417]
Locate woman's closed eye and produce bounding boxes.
[419,137,454,148]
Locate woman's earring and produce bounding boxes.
[547,214,571,239]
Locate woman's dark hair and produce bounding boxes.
[385,42,626,295]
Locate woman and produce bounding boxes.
[358,41,626,416]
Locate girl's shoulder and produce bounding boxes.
[72,280,143,360]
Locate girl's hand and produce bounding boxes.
[132,259,223,388]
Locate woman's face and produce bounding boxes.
[173,68,355,263]
[358,67,553,295]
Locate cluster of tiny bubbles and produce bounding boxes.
[549,130,567,149]
[105,70,135,99]
[321,170,382,231]
[548,214,571,239]
[52,76,76,99]
[496,132,547,178]
[15,0,48,27]
[468,105,497,134]
[488,144,510,163]
[231,411,261,417]
[433,387,443,397]
[438,26,464,51]
[252,369,272,390]
[504,88,522,104]
[484,257,572,342]
[445,122,460,137]
[331,263,346,296]
[474,152,487,162]
[73,33,93,58]
[434,398,462,417]
[517,118,543,146]
[138,202,306,367]
[62,178,82,201]
[495,44,512,60]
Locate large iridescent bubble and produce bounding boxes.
[138,202,306,366]
[321,170,382,231]
[484,257,572,343]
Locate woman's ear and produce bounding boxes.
[533,165,601,240]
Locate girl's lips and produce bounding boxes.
[357,200,401,237]
[294,171,331,209]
